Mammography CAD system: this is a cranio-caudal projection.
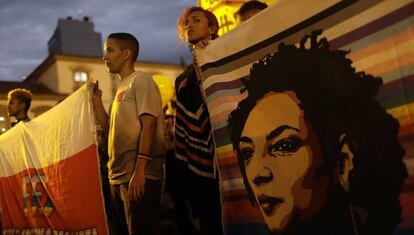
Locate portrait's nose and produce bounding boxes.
[253,167,273,186]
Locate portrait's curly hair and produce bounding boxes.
[228,30,407,234]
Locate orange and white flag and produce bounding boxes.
[0,85,108,234]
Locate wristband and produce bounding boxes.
[137,153,152,160]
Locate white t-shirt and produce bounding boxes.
[107,71,165,184]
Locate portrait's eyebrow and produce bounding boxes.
[266,125,299,141]
[240,136,253,144]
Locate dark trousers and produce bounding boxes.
[165,150,198,235]
[187,171,223,235]
[110,179,162,235]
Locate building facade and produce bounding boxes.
[0,17,183,134]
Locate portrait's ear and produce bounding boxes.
[337,134,355,192]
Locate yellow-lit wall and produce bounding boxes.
[0,103,11,133]
[54,58,113,107]
[153,74,175,107]
[38,63,59,93]
[0,55,183,134]
[136,63,183,82]
[199,0,277,35]
[136,63,182,107]
[20,55,183,112]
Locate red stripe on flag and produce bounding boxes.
[0,144,108,234]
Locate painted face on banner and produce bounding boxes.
[239,91,330,233]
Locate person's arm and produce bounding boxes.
[128,113,158,201]
[90,81,109,135]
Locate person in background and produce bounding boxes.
[7,88,32,127]
[175,6,223,235]
[234,0,268,24]
[163,97,199,235]
[4,88,33,231]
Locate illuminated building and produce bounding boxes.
[0,17,183,133]
[198,0,278,35]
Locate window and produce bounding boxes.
[73,71,89,90]
[74,71,88,82]
[0,106,9,131]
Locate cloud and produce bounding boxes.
[0,0,193,81]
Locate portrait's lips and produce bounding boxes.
[258,194,283,216]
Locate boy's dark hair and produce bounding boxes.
[108,33,139,61]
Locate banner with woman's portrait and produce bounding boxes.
[194,0,414,234]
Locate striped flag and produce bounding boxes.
[194,0,414,234]
[0,85,108,234]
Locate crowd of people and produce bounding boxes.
[2,2,267,235]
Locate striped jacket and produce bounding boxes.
[175,66,215,178]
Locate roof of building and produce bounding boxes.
[0,81,65,99]
[24,53,185,83]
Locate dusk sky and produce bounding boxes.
[0,0,195,81]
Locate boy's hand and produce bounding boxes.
[128,167,146,201]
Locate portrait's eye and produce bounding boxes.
[268,137,302,157]
[240,146,254,165]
